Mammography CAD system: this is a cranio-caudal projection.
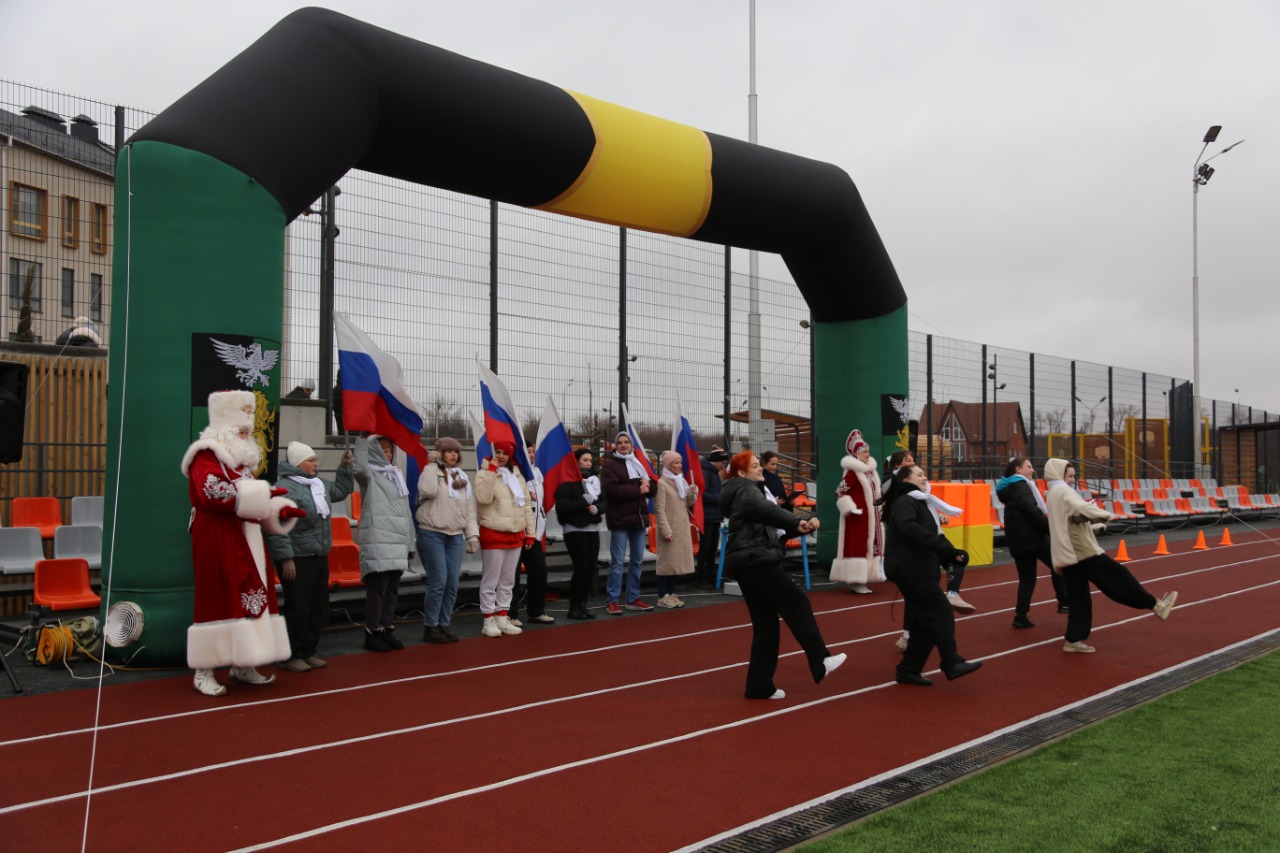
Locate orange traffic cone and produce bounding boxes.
[1115,540,1131,562]
[1219,527,1234,546]
[1153,535,1170,556]
[1192,530,1209,550]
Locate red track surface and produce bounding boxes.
[3,533,1278,851]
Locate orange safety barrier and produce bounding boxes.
[12,497,64,540]
[33,558,101,610]
[329,542,364,587]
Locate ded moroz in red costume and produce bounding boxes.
[180,390,299,677]
[831,428,884,586]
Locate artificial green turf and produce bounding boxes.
[801,651,1280,852]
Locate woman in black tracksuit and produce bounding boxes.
[995,457,1069,628]
[881,464,983,686]
[719,451,845,700]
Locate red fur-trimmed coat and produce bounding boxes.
[831,454,884,585]
[181,444,296,670]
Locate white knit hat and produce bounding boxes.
[287,441,316,467]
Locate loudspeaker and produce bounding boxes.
[0,361,30,464]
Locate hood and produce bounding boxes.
[1043,458,1069,481]
[995,474,1023,496]
[366,435,392,465]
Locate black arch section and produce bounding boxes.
[129,6,904,323]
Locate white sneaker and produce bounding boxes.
[770,689,786,699]
[508,617,523,628]
[1153,591,1178,621]
[495,615,523,635]
[947,591,977,613]
[656,594,677,609]
[823,653,847,676]
[895,632,910,651]
[849,583,873,594]
[193,669,226,696]
[229,667,275,686]
[1063,640,1096,654]
[481,616,502,638]
[672,595,686,608]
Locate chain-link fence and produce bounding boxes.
[4,80,1274,497]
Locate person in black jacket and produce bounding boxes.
[995,457,1069,628]
[720,451,846,700]
[555,448,603,620]
[599,433,653,614]
[696,450,727,588]
[881,464,983,686]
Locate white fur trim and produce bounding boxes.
[236,479,272,520]
[829,556,869,585]
[261,497,299,536]
[209,390,256,431]
[181,438,246,476]
[836,495,858,515]
[187,614,290,669]
[841,454,877,474]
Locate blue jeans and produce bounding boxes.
[417,528,463,627]
[608,527,646,604]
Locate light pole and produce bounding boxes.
[1075,395,1107,432]
[987,356,1005,471]
[1191,125,1245,478]
[561,378,574,434]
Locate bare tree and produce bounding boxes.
[1035,407,1068,436]
[421,393,467,442]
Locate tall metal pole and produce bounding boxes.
[489,199,498,371]
[746,0,764,452]
[723,245,733,450]
[318,186,337,431]
[619,227,629,409]
[1192,176,1201,478]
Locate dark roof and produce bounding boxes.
[0,106,115,177]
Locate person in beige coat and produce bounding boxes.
[474,440,535,637]
[1044,457,1177,654]
[655,450,698,608]
[416,436,479,644]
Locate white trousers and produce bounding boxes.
[479,547,522,615]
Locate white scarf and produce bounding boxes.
[1010,474,1048,514]
[1046,478,1068,494]
[498,465,526,507]
[763,484,787,538]
[661,467,688,499]
[287,475,330,518]
[583,474,601,504]
[369,462,409,497]
[615,450,649,482]
[443,466,471,501]
[906,489,963,533]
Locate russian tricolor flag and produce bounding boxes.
[620,402,659,481]
[334,312,428,468]
[535,397,581,514]
[476,358,535,483]
[467,410,490,475]
[672,395,706,533]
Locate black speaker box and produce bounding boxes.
[0,361,30,464]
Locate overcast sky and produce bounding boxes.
[9,0,1278,409]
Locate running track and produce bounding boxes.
[3,533,1278,852]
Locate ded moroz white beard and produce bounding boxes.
[201,425,262,470]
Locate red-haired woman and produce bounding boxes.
[719,451,846,700]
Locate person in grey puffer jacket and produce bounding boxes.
[719,451,846,700]
[354,434,416,652]
[267,441,354,672]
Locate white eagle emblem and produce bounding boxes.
[210,338,280,389]
[889,395,911,424]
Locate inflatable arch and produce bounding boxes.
[106,7,907,663]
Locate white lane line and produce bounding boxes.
[5,576,1277,825]
[676,626,1280,853]
[5,549,1276,749]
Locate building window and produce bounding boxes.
[89,273,103,322]
[8,258,43,313]
[62,268,75,318]
[62,196,80,249]
[11,183,48,241]
[91,203,108,254]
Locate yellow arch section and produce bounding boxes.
[537,91,713,238]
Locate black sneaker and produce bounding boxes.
[422,625,449,645]
[440,625,460,643]
[895,670,933,686]
[1012,615,1035,629]
[1057,604,1070,614]
[943,660,983,681]
[381,629,405,650]
[363,630,390,653]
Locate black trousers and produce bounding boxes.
[891,571,965,675]
[736,559,831,699]
[1063,554,1157,643]
[518,542,549,618]
[364,570,401,632]
[280,554,330,658]
[1011,540,1069,616]
[563,531,599,611]
[696,526,720,585]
